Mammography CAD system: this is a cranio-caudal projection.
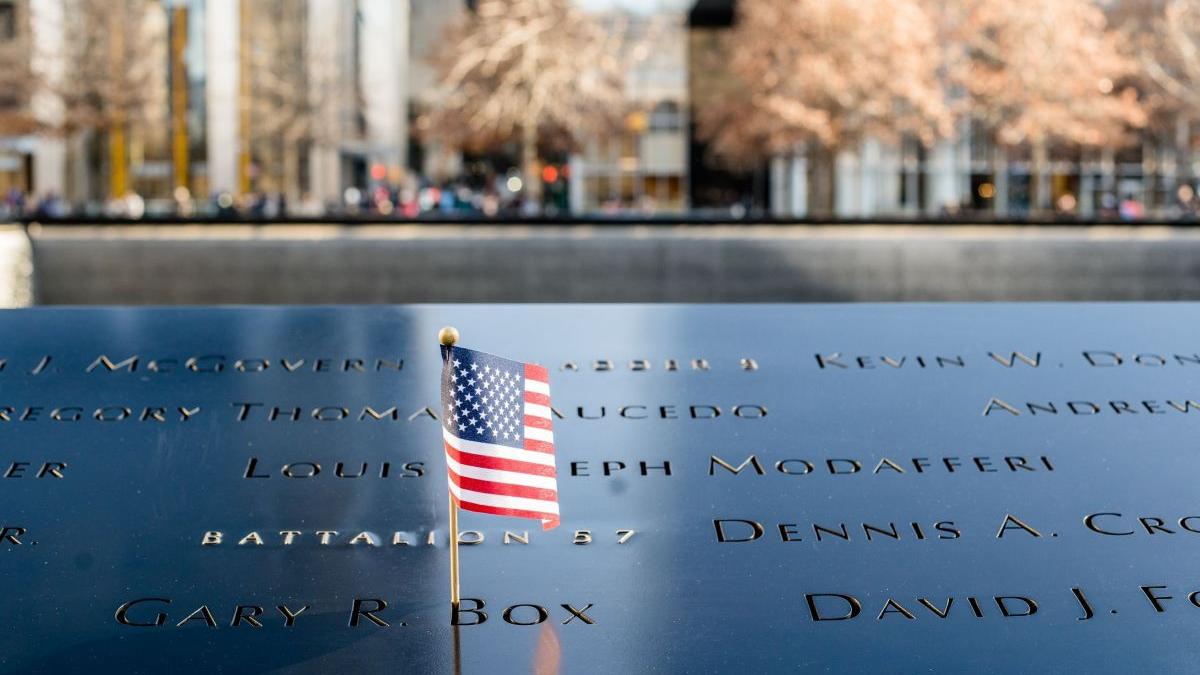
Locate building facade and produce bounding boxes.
[0,0,410,212]
[569,10,690,214]
[0,0,40,204]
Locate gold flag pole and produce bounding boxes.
[448,492,461,609]
[439,326,462,610]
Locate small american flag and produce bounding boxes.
[440,344,559,530]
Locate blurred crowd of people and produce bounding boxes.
[5,181,1200,223]
[0,172,559,221]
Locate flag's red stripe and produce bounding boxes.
[523,438,555,453]
[524,414,553,430]
[457,499,559,529]
[448,469,558,502]
[525,363,549,381]
[445,443,557,477]
[525,391,551,406]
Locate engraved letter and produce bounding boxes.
[996,514,1042,538]
[452,598,487,625]
[87,355,138,373]
[349,598,390,627]
[982,398,1021,416]
[277,604,308,626]
[709,455,764,476]
[713,519,763,543]
[115,598,170,627]
[503,604,549,625]
[1141,585,1173,612]
[561,603,595,625]
[806,594,861,621]
[988,352,1041,368]
[231,605,264,628]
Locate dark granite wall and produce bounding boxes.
[24,224,1200,303]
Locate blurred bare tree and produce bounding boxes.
[954,0,1145,210]
[1115,0,1200,109]
[36,0,163,198]
[695,0,952,213]
[0,0,35,136]
[425,0,630,209]
[697,0,1147,215]
[1118,0,1200,191]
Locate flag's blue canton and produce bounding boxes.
[441,345,526,450]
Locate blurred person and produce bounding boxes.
[417,186,439,213]
[1098,193,1120,220]
[214,192,238,219]
[342,187,364,214]
[103,192,144,219]
[1119,194,1144,221]
[125,192,145,220]
[5,187,25,219]
[519,196,540,217]
[482,192,500,217]
[439,185,457,213]
[247,192,267,219]
[456,185,475,209]
[31,191,66,220]
[373,186,393,215]
[399,187,419,218]
[173,187,195,218]
[1176,184,1197,219]
[295,192,323,217]
[262,193,281,220]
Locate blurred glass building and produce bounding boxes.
[0,0,416,215]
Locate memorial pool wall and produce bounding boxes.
[6,223,1200,305]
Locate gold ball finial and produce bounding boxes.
[438,326,460,346]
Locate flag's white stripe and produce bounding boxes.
[525,379,550,395]
[524,426,554,443]
[443,428,556,467]
[449,482,560,515]
[447,455,558,490]
[524,402,552,419]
